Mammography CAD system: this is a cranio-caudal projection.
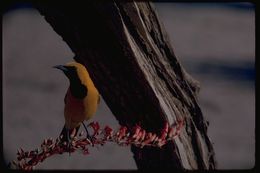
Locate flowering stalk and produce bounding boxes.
[10,119,184,170]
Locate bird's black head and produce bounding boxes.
[53,64,88,99]
[53,65,77,80]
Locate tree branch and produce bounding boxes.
[32,0,216,169]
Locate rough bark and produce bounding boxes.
[33,1,216,170]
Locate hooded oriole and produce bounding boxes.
[54,61,100,143]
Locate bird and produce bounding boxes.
[53,61,100,145]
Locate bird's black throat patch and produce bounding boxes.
[65,66,88,99]
[70,83,88,99]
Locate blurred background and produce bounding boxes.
[3,2,255,170]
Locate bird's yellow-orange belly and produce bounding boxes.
[64,90,98,129]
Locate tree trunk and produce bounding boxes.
[33,1,216,169]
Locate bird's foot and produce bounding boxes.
[82,122,95,146]
[67,140,72,156]
[86,134,95,146]
[66,129,73,156]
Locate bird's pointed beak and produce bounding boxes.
[53,65,68,72]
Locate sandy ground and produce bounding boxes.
[3,3,255,170]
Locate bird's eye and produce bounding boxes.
[65,66,76,72]
[65,66,77,77]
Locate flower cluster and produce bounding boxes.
[10,119,184,170]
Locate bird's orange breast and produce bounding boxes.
[64,87,99,129]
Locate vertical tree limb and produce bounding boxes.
[32,0,216,169]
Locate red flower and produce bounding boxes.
[10,119,184,170]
